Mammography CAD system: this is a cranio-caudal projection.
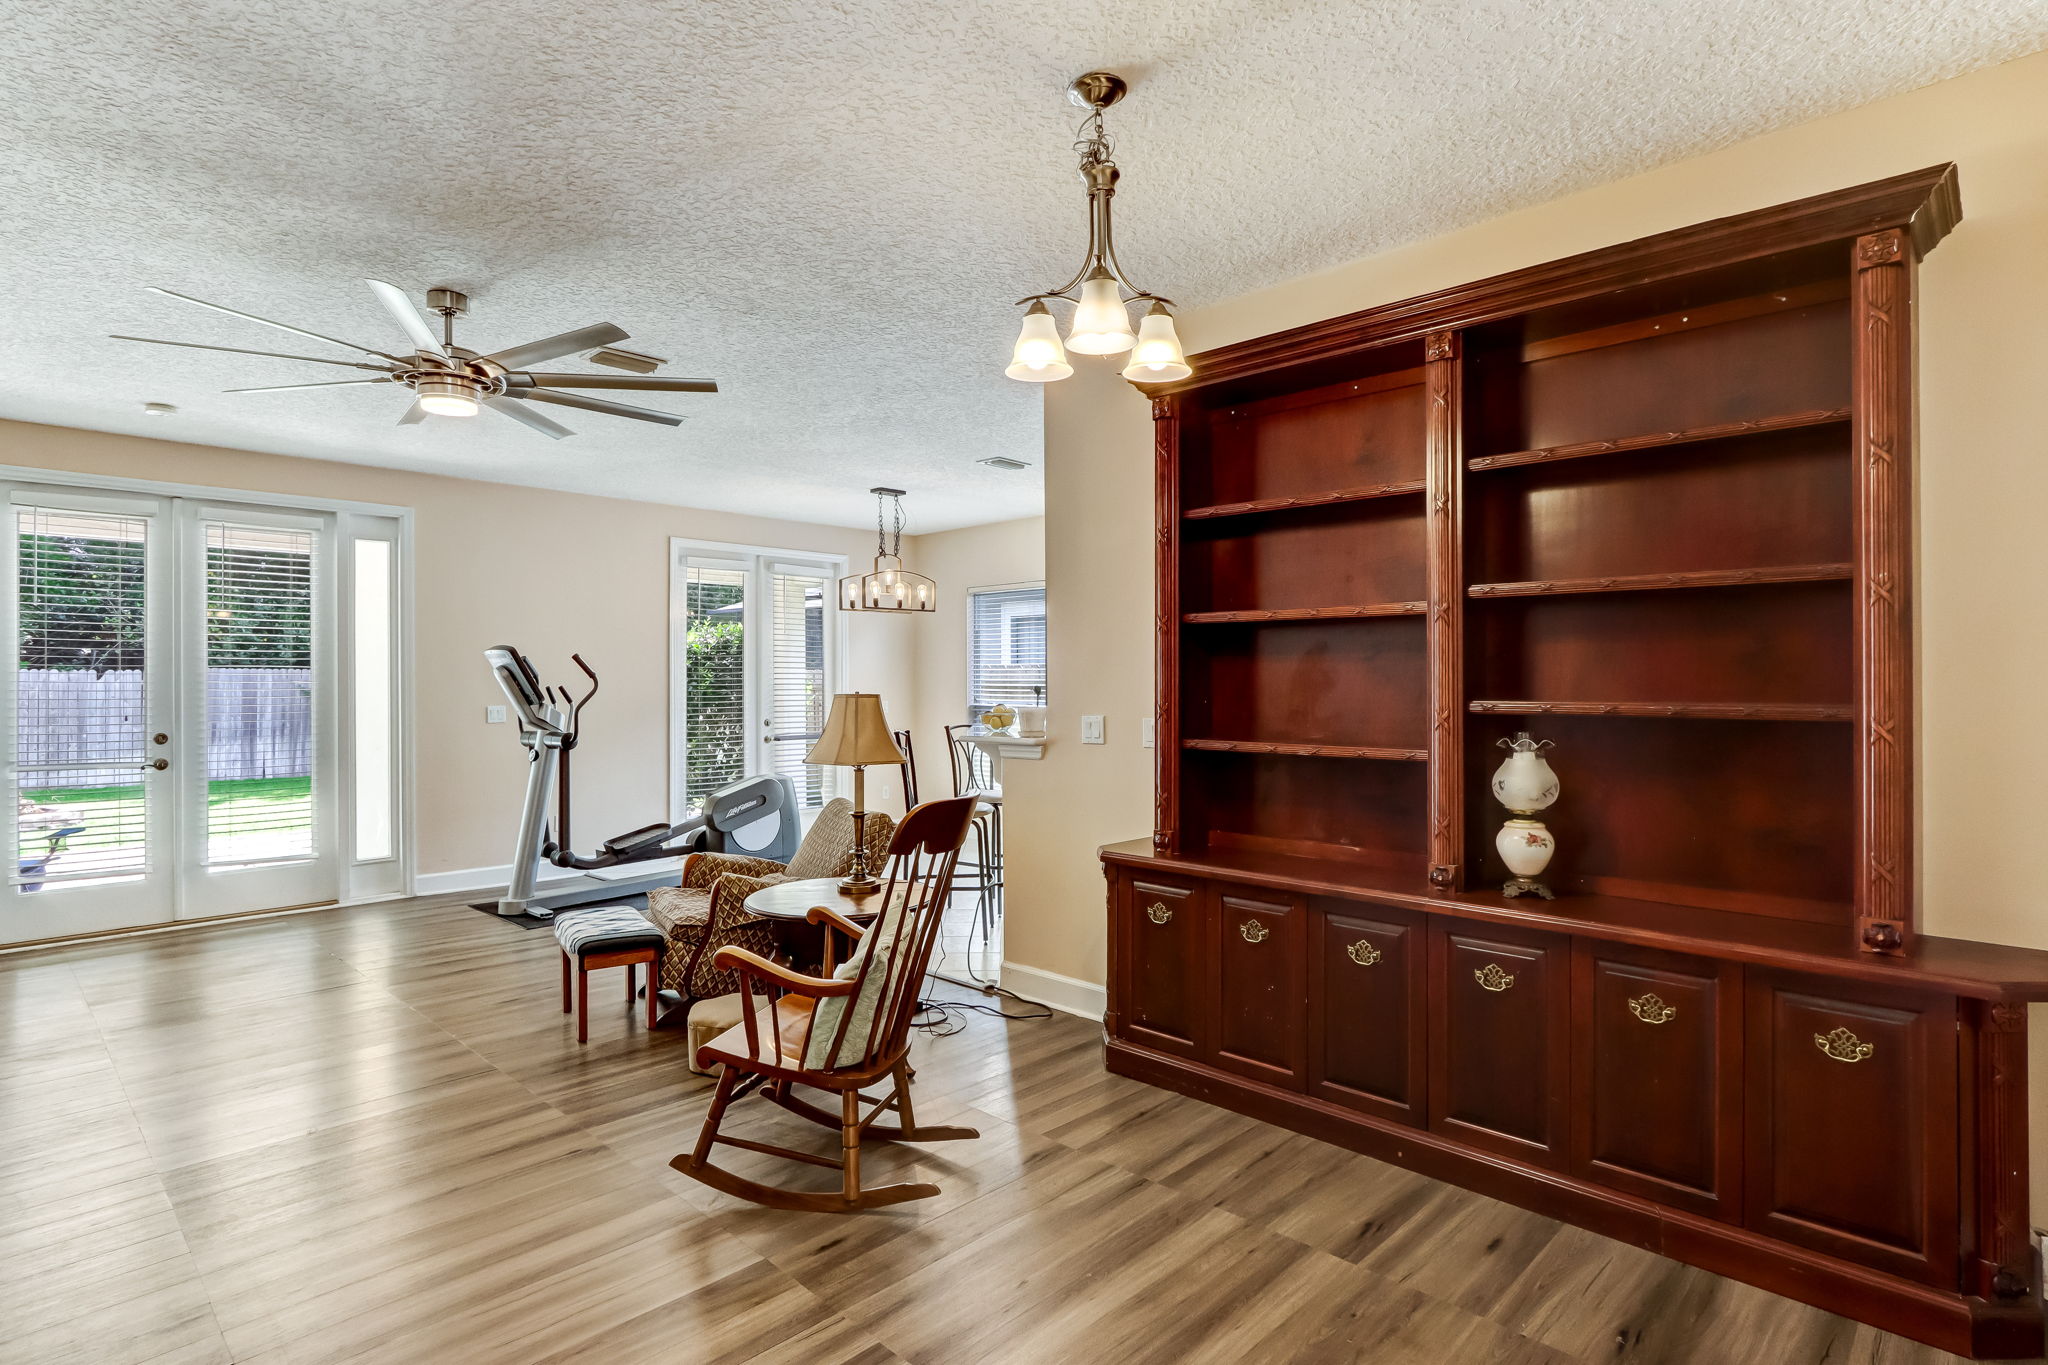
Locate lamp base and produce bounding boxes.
[1502,875,1554,900]
[838,874,882,896]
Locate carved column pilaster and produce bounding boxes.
[1850,228,1914,953]
[1424,331,1465,891]
[1152,394,1181,852]
[1973,1000,2034,1301]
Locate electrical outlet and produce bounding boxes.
[1081,714,1105,744]
[486,705,507,724]
[1141,717,1155,749]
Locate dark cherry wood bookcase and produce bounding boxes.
[1101,166,2048,1357]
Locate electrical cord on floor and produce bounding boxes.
[912,982,1054,1036]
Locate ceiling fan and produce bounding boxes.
[111,281,718,440]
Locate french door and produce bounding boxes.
[1,484,362,940]
[672,541,843,818]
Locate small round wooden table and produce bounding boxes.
[743,877,889,973]
[741,877,885,926]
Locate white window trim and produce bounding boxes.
[967,579,1048,715]
[0,463,415,905]
[668,537,850,824]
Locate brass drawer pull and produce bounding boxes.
[1239,919,1270,944]
[1814,1027,1875,1063]
[1628,993,1676,1024]
[1145,902,1173,925]
[1474,963,1515,992]
[1346,940,1382,967]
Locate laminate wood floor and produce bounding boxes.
[0,895,2000,1364]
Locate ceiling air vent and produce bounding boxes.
[977,456,1032,470]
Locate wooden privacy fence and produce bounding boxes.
[15,668,312,786]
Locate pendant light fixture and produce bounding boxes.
[1006,71,1190,386]
[840,488,935,613]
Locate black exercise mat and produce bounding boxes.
[468,893,647,930]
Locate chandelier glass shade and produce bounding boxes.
[840,488,935,614]
[1005,300,1073,382]
[1006,72,1189,386]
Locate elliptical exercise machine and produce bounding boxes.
[484,645,798,918]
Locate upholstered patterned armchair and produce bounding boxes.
[647,797,895,1012]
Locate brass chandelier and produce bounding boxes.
[840,488,935,613]
[1006,71,1191,385]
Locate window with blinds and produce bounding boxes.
[14,506,152,886]
[204,522,316,866]
[682,561,747,810]
[767,565,832,806]
[967,585,1047,720]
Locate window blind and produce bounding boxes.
[14,506,153,886]
[967,585,1046,719]
[204,522,316,867]
[682,561,747,809]
[767,566,832,807]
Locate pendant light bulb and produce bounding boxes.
[1006,300,1073,382]
[1122,301,1193,383]
[1066,271,1136,355]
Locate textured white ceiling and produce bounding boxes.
[1,3,2042,531]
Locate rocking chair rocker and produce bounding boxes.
[671,795,980,1212]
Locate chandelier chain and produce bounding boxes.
[873,489,905,559]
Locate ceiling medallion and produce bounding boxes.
[840,488,935,614]
[1006,71,1190,387]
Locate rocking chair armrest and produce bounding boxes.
[804,903,869,939]
[712,946,857,998]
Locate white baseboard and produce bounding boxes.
[1000,961,1106,1021]
[413,861,583,899]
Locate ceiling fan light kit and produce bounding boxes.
[114,280,720,439]
[1006,71,1190,385]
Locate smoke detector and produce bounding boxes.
[977,456,1032,470]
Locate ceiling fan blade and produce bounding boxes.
[512,372,718,393]
[398,401,426,425]
[111,335,396,371]
[223,378,395,393]
[481,322,629,372]
[514,389,684,427]
[144,287,406,363]
[483,395,573,440]
[364,279,448,357]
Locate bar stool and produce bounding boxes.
[945,724,1003,938]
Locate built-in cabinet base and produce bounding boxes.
[1103,847,2047,1360]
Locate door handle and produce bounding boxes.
[141,758,169,771]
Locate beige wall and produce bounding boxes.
[903,515,1045,793]
[0,417,944,877]
[1007,48,2048,1192]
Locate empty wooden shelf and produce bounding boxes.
[1105,167,2048,1359]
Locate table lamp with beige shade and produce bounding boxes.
[805,692,906,894]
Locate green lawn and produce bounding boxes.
[23,776,312,852]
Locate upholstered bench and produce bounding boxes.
[554,906,665,1043]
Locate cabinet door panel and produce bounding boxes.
[1429,924,1570,1167]
[1744,972,1957,1286]
[1571,943,1740,1220]
[1310,903,1425,1123]
[1121,878,1207,1059]
[1213,889,1305,1088]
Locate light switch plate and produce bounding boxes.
[1081,714,1105,744]
[1141,717,1156,749]
[486,705,507,724]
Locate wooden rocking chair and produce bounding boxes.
[671,796,980,1212]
